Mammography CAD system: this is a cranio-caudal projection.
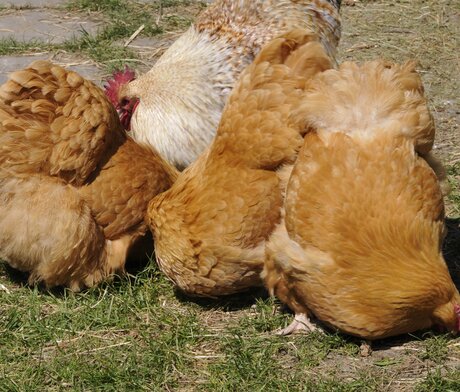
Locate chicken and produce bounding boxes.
[105,0,342,169]
[262,60,460,339]
[147,29,333,297]
[0,61,177,290]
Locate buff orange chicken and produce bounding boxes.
[0,61,177,291]
[263,60,460,339]
[147,30,333,297]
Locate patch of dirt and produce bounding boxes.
[310,338,460,391]
[338,0,459,163]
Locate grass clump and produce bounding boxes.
[67,0,194,39]
[0,38,53,56]
[446,163,460,217]
[205,333,291,390]
[62,32,138,73]
[415,370,460,392]
[419,334,450,364]
[67,0,126,12]
[236,297,291,333]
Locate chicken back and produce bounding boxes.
[0,61,177,290]
[147,30,332,297]
[263,60,460,339]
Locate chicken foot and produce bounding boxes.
[276,313,325,335]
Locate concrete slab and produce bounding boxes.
[0,54,103,85]
[0,54,49,84]
[0,10,102,44]
[128,37,163,48]
[0,0,68,7]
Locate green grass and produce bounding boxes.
[67,0,196,38]
[62,31,138,73]
[67,0,128,12]
[419,334,450,364]
[446,163,460,217]
[415,370,460,392]
[0,261,372,391]
[62,0,198,71]
[0,35,137,74]
[0,264,204,390]
[0,38,54,56]
[67,0,192,13]
[0,267,226,389]
[0,0,199,73]
[62,0,195,72]
[0,1,459,390]
[68,0,162,39]
[2,260,458,390]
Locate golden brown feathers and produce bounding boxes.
[0,61,177,290]
[147,30,332,297]
[263,59,460,339]
[0,61,123,185]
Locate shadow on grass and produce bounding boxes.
[363,329,451,353]
[174,285,269,311]
[444,217,460,287]
[125,231,154,275]
[1,218,459,322]
[1,263,29,287]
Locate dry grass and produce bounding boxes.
[0,1,459,391]
[338,0,459,163]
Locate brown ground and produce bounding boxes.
[338,0,459,166]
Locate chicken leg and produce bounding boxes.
[276,313,325,335]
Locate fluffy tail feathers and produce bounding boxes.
[292,59,449,192]
[0,60,123,186]
[294,60,434,150]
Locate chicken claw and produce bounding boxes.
[276,313,325,335]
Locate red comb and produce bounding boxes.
[104,66,136,107]
[455,304,460,331]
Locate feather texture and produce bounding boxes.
[147,30,332,297]
[0,61,177,290]
[263,60,460,339]
[117,0,341,168]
